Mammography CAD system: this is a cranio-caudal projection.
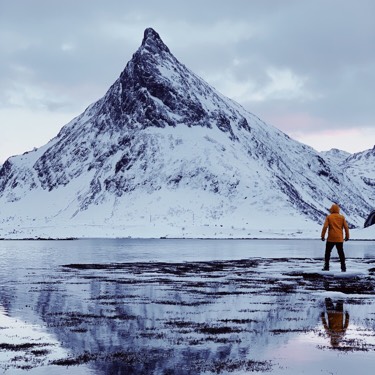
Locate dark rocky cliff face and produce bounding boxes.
[95,28,243,136]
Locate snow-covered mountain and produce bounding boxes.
[340,146,375,209]
[320,147,375,211]
[0,28,373,238]
[320,148,351,166]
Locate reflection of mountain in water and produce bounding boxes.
[0,304,79,372]
[1,257,375,373]
[4,260,322,373]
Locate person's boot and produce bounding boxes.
[341,261,346,272]
[322,265,329,271]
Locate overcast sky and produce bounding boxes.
[1,0,374,163]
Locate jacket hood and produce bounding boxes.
[330,204,340,214]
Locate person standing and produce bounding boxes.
[321,203,350,272]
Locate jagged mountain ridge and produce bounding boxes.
[0,28,372,237]
[340,146,375,210]
[319,147,375,210]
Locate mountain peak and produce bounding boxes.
[0,28,373,238]
[141,27,170,54]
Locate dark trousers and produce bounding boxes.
[324,242,346,271]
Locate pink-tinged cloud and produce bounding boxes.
[293,128,375,153]
[265,112,329,134]
[260,112,375,153]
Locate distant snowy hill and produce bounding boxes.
[341,146,375,209]
[0,28,373,239]
[320,147,375,211]
[320,148,351,166]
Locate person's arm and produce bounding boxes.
[343,218,350,241]
[321,217,329,240]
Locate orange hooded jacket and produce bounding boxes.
[321,204,350,242]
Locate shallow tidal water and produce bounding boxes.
[0,239,374,374]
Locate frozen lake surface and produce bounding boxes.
[0,239,374,374]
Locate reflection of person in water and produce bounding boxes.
[321,298,349,347]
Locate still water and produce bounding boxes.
[0,239,374,374]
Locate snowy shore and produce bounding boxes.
[0,221,374,240]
